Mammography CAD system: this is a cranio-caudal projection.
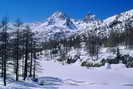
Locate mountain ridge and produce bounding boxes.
[28,9,133,41]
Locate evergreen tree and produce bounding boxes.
[13,19,23,81]
[0,17,9,86]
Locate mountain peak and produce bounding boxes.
[83,13,99,22]
[50,11,68,19]
[47,11,69,25]
[84,13,96,19]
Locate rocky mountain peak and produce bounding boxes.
[83,13,99,22]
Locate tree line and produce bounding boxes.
[42,23,133,63]
[0,17,41,86]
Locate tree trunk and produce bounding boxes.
[23,32,29,80]
[16,30,19,81]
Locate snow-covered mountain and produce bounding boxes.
[30,11,77,41]
[29,9,133,41]
[98,9,133,37]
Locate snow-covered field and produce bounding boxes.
[1,57,133,89]
[38,60,133,89]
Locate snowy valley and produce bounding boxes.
[0,9,133,89]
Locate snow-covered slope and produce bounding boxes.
[99,9,133,37]
[104,9,133,25]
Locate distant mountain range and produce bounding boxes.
[28,9,133,42]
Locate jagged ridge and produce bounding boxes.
[29,9,133,42]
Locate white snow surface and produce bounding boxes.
[1,57,133,89]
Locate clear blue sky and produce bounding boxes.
[0,0,132,22]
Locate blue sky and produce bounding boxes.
[0,0,132,22]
